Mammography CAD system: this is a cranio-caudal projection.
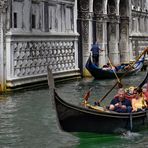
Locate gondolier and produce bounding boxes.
[86,47,148,79]
[91,42,103,66]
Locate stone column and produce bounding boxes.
[99,0,108,66]
[73,0,79,70]
[23,0,31,31]
[79,0,93,76]
[95,15,108,67]
[128,0,134,60]
[94,0,108,67]
[129,37,134,61]
[108,17,120,65]
[119,0,131,63]
[103,0,108,14]
[119,17,130,63]
[42,1,49,32]
[116,0,120,15]
[0,0,8,92]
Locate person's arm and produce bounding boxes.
[114,102,120,107]
[109,99,116,110]
[98,47,103,52]
[142,95,147,108]
[131,99,137,111]
[122,99,132,111]
[144,92,148,100]
[121,104,126,110]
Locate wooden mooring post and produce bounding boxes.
[141,60,148,71]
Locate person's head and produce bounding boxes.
[142,83,148,93]
[117,88,125,100]
[137,87,142,93]
[133,87,143,98]
[133,88,138,96]
[128,86,136,94]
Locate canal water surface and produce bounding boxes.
[0,71,148,148]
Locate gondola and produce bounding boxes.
[47,67,148,134]
[86,55,145,79]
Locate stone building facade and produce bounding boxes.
[0,0,148,92]
[130,0,148,57]
[77,0,148,75]
[0,0,79,92]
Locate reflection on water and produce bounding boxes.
[0,71,147,147]
[75,130,148,148]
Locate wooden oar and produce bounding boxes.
[107,57,122,88]
[98,47,148,105]
[127,47,148,70]
[83,87,92,103]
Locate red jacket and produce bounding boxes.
[144,91,148,100]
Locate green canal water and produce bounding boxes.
[0,71,147,148]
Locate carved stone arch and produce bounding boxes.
[77,0,90,20]
[119,0,129,16]
[77,0,90,72]
[78,0,89,12]
[143,0,147,10]
[134,0,139,9]
[92,0,103,44]
[138,0,142,8]
[119,0,130,63]
[107,0,116,15]
[0,0,8,12]
[119,0,129,35]
[93,0,103,15]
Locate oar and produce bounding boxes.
[98,47,148,105]
[127,47,148,70]
[107,56,123,88]
[82,87,93,104]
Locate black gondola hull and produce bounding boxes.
[86,56,144,79]
[55,91,147,133]
[47,66,148,134]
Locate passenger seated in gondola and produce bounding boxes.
[131,88,147,112]
[109,88,132,113]
[142,83,148,105]
[124,86,137,100]
[102,63,117,71]
[102,63,111,70]
[124,65,133,71]
[118,63,131,71]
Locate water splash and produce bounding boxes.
[121,130,141,140]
